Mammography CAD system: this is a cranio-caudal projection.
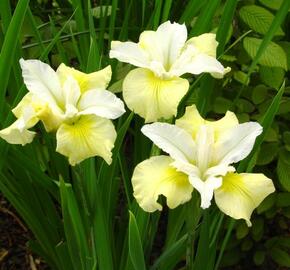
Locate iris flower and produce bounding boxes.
[132,105,275,225]
[110,21,230,122]
[0,59,125,165]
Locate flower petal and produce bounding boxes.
[176,105,238,140]
[171,52,230,77]
[175,105,205,138]
[123,68,189,122]
[186,33,218,58]
[214,122,263,165]
[56,64,112,93]
[56,115,116,165]
[0,118,36,145]
[141,122,195,163]
[214,173,275,226]
[189,175,223,209]
[139,21,187,70]
[0,102,39,145]
[78,89,125,119]
[19,58,63,110]
[109,41,150,68]
[132,155,192,212]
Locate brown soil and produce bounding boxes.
[0,193,47,270]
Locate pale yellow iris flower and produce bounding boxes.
[132,105,275,225]
[0,59,125,165]
[110,21,230,122]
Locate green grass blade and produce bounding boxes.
[129,211,147,270]
[150,234,188,270]
[216,0,238,56]
[179,0,205,24]
[189,0,221,36]
[0,0,29,119]
[161,0,173,22]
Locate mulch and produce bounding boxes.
[0,193,47,270]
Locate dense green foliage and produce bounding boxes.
[0,0,289,269]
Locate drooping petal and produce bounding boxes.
[170,52,231,78]
[186,33,218,58]
[0,118,36,145]
[12,92,63,132]
[189,175,223,209]
[214,173,275,226]
[141,122,195,163]
[214,122,262,165]
[56,64,112,93]
[0,103,39,145]
[132,155,193,212]
[176,105,238,140]
[56,115,116,165]
[109,41,150,68]
[123,68,189,122]
[12,93,39,127]
[78,89,125,119]
[19,58,64,110]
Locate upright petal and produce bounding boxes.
[20,59,63,110]
[176,105,205,138]
[123,68,189,122]
[57,64,112,93]
[214,173,275,226]
[176,105,238,140]
[132,155,193,212]
[56,115,116,165]
[109,41,150,68]
[141,122,195,163]
[78,89,125,119]
[214,122,262,165]
[139,21,187,70]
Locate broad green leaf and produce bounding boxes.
[253,250,265,266]
[276,192,290,208]
[236,222,249,239]
[259,0,290,10]
[257,193,276,214]
[252,85,268,104]
[270,247,290,267]
[213,97,233,114]
[279,41,290,71]
[256,142,278,165]
[239,5,284,36]
[128,211,146,270]
[259,66,285,89]
[251,218,264,242]
[236,98,255,113]
[243,37,287,69]
[233,71,250,85]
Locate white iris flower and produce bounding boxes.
[0,59,125,165]
[110,21,230,122]
[132,105,275,226]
